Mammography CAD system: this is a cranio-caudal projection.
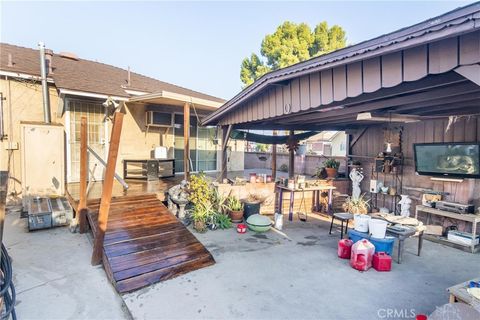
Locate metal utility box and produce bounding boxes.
[50,197,74,227]
[27,197,52,231]
[26,196,73,231]
[21,122,65,197]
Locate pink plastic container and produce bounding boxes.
[338,239,353,259]
[350,239,375,271]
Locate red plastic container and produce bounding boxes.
[237,224,247,234]
[350,239,375,271]
[338,239,353,259]
[373,252,392,272]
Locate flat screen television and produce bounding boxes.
[414,143,480,179]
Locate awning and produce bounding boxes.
[128,90,223,111]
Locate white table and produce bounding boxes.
[415,205,480,253]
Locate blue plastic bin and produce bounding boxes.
[347,229,395,255]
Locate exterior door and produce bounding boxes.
[66,99,107,182]
[173,114,217,173]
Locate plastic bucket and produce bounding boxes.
[369,219,388,239]
[354,214,371,233]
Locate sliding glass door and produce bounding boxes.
[173,114,217,173]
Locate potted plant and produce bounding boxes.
[342,194,370,214]
[323,158,340,179]
[242,193,266,220]
[214,212,233,229]
[191,203,213,233]
[225,195,244,223]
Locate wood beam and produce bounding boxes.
[183,103,190,180]
[272,130,277,180]
[288,130,295,179]
[221,125,232,181]
[78,116,88,233]
[91,112,124,265]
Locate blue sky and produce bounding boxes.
[1,1,473,100]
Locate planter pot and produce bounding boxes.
[296,145,307,156]
[193,220,207,233]
[243,202,261,220]
[229,210,244,223]
[325,167,338,179]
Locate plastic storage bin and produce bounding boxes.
[347,229,395,256]
[373,252,392,272]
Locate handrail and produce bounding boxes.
[87,146,129,190]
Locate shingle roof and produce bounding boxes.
[0,43,225,103]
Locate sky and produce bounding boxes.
[0,0,474,100]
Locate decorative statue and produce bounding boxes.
[167,180,189,221]
[349,167,364,200]
[398,195,412,217]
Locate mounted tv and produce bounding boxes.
[414,143,480,179]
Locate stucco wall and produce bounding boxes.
[0,78,62,203]
[0,79,237,203]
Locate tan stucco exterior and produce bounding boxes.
[0,77,242,204]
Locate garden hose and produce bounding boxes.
[0,244,16,320]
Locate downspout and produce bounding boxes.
[38,42,51,123]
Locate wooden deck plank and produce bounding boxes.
[115,254,215,293]
[85,194,215,293]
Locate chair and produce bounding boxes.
[329,193,353,239]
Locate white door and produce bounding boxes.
[66,99,107,182]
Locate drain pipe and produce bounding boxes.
[38,42,51,123]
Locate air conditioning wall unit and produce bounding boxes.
[146,111,174,127]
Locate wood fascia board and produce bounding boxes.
[454,64,480,86]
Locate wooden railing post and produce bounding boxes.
[183,102,190,180]
[77,116,88,233]
[91,112,124,265]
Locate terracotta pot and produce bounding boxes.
[193,220,207,233]
[325,167,338,179]
[229,210,244,223]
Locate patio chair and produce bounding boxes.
[329,193,353,239]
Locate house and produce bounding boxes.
[306,131,347,156]
[0,43,244,203]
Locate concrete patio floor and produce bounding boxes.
[123,214,479,320]
[3,209,479,320]
[3,213,129,320]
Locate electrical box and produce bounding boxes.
[21,122,65,196]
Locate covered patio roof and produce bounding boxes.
[128,90,223,111]
[203,2,480,131]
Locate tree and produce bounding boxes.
[240,21,347,87]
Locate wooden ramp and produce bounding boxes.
[85,194,215,293]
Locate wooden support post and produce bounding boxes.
[288,130,295,179]
[91,112,124,265]
[183,103,190,180]
[272,130,277,180]
[221,125,232,182]
[78,116,88,233]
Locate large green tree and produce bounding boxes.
[240,21,347,87]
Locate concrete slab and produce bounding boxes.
[123,216,479,320]
[3,213,129,320]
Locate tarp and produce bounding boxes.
[230,130,318,144]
